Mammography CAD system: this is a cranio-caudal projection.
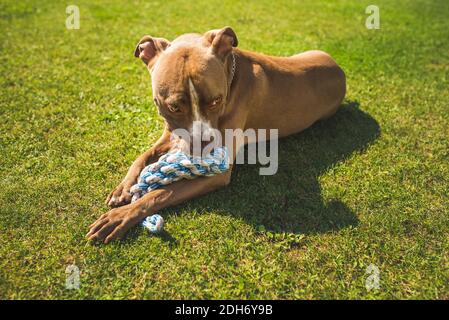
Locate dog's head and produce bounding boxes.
[134,27,238,153]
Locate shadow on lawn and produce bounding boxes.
[188,100,380,235]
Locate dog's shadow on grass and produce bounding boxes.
[178,101,380,235]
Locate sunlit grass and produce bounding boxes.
[0,0,448,299]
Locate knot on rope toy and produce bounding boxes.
[130,147,230,233]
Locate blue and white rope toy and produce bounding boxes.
[130,147,230,234]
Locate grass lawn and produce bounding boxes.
[0,0,448,299]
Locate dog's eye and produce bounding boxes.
[208,96,222,109]
[167,104,180,113]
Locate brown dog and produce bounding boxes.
[86,27,346,243]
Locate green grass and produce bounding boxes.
[0,0,448,299]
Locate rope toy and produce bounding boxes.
[130,147,230,233]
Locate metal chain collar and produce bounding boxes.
[229,51,236,87]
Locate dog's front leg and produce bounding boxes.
[106,129,173,208]
[87,169,232,243]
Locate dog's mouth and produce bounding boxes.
[170,121,221,157]
[170,133,220,157]
[189,138,217,154]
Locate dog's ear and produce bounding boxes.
[204,26,238,60]
[134,36,170,67]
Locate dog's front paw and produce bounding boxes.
[86,204,143,244]
[106,182,134,208]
